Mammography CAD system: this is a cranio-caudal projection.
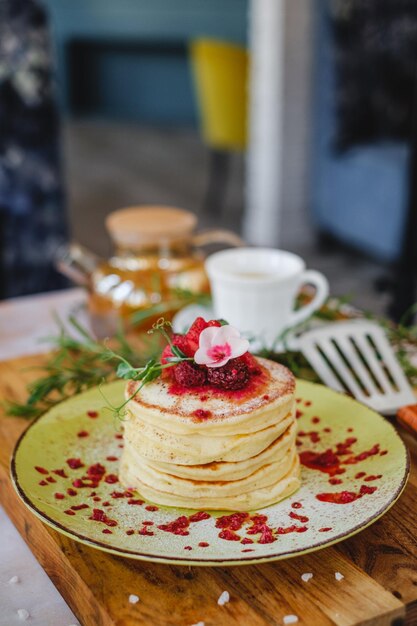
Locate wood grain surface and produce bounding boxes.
[0,354,415,626]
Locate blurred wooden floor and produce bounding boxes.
[64,120,390,316]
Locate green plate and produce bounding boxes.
[11,380,409,566]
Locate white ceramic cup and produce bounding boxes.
[205,248,329,348]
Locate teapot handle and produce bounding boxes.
[191,229,244,248]
[55,243,100,288]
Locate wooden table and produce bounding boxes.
[1,353,417,626]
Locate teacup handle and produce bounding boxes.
[192,229,244,248]
[289,270,329,327]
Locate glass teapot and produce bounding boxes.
[57,205,243,337]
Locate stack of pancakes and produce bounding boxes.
[119,357,300,511]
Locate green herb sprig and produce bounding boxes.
[5,316,156,420]
[99,318,193,419]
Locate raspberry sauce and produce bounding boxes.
[52,469,68,478]
[158,511,211,536]
[300,438,381,478]
[316,484,377,504]
[66,458,84,470]
[289,511,309,523]
[71,504,89,511]
[168,365,270,405]
[192,409,212,420]
[89,508,118,527]
[158,516,190,536]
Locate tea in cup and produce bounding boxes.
[205,248,329,347]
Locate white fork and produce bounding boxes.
[297,320,416,415]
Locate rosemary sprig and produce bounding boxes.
[5,316,156,420]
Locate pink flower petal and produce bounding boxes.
[194,324,249,368]
[227,337,250,358]
[215,325,240,344]
[205,357,230,368]
[207,342,232,361]
[194,347,213,365]
[198,327,220,350]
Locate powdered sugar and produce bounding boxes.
[283,616,298,625]
[301,572,313,582]
[335,572,344,581]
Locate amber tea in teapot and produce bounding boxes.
[58,206,242,337]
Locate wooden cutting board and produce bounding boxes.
[1,354,416,626]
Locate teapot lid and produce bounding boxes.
[106,206,197,247]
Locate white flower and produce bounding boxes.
[194,325,249,368]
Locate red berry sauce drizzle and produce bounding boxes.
[31,396,387,548]
[297,399,385,502]
[212,511,308,545]
[167,360,270,413]
[34,448,315,547]
[192,409,212,420]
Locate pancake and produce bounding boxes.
[119,356,300,511]
[124,357,295,435]
[120,454,301,512]
[123,411,294,465]
[124,420,297,481]
[121,445,297,498]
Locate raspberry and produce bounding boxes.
[174,361,207,387]
[161,320,223,367]
[185,317,207,351]
[239,352,261,375]
[161,344,173,365]
[207,358,250,390]
[186,317,221,352]
[173,334,195,357]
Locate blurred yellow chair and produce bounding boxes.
[190,38,248,214]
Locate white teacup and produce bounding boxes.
[205,248,329,348]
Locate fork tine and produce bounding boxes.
[300,342,346,392]
[354,334,394,394]
[335,335,380,397]
[370,326,413,390]
[316,337,368,401]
